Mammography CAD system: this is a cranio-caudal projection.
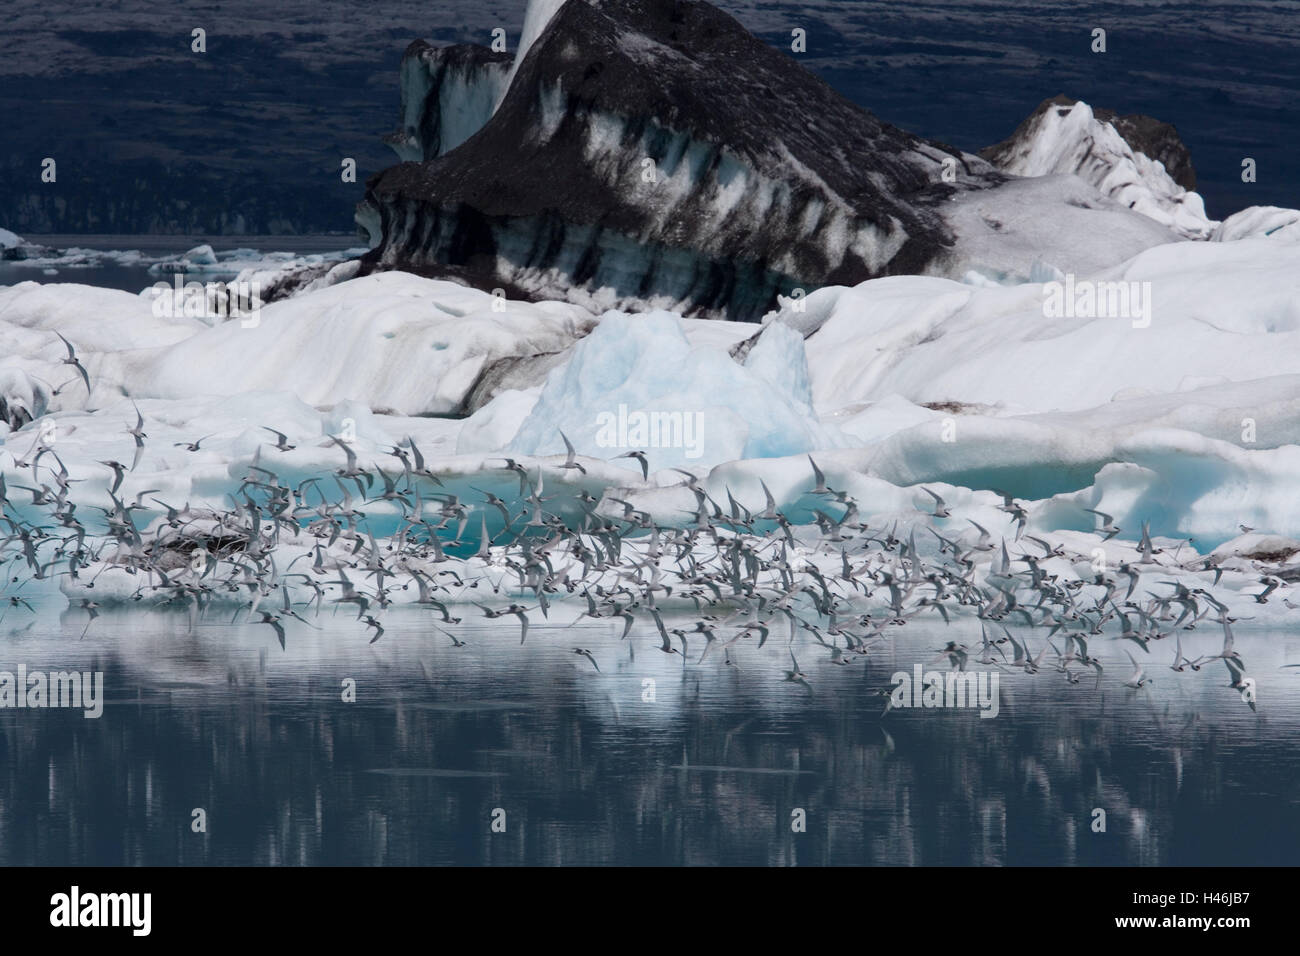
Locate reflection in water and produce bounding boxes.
[0,609,1296,866]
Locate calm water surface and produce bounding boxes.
[1,605,1295,866]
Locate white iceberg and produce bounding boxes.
[506,311,845,473]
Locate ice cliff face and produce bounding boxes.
[359,0,1006,321]
[980,95,1214,239]
[382,41,514,163]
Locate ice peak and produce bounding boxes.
[498,0,571,109]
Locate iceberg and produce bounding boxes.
[506,311,845,473]
[980,95,1214,239]
[357,0,1183,320]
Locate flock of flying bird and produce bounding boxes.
[0,343,1296,714]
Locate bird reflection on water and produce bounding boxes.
[0,610,1295,867]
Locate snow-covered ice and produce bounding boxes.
[982,99,1215,240]
[4,166,1300,614]
[506,311,845,472]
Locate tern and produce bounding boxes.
[362,615,385,644]
[1083,508,1121,541]
[557,431,587,476]
[472,487,512,528]
[1253,576,1282,604]
[807,456,832,496]
[920,487,950,518]
[648,607,681,656]
[404,437,444,486]
[126,403,147,472]
[614,450,649,480]
[1123,650,1153,688]
[0,390,1287,718]
[97,460,128,497]
[174,434,215,452]
[474,602,532,643]
[783,651,813,693]
[256,610,287,651]
[55,332,91,394]
[329,570,371,619]
[494,458,530,495]
[263,427,296,453]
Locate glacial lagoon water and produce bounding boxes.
[0,235,357,296]
[2,603,1296,866]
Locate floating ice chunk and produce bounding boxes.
[183,244,218,266]
[131,272,594,416]
[786,238,1300,416]
[1062,434,1300,550]
[456,388,542,455]
[1211,205,1300,242]
[506,311,845,473]
[1209,533,1300,563]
